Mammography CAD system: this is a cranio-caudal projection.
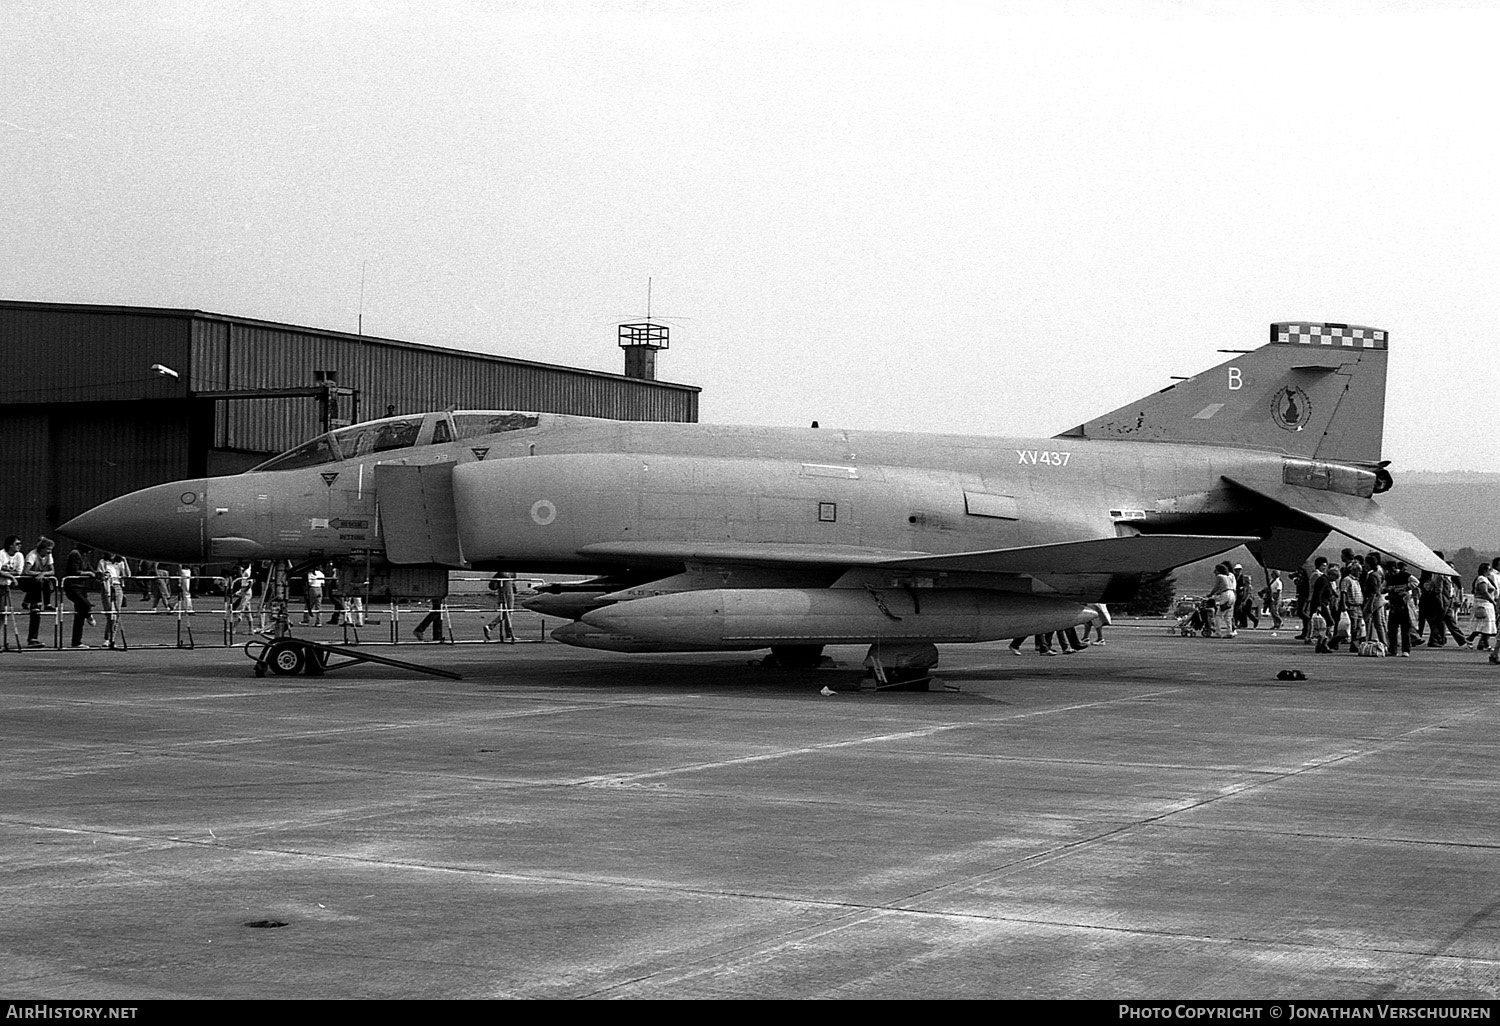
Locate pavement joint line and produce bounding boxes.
[11,635,1500,997]
[2,786,514,842]
[20,726,976,791]
[837,750,1301,773]
[3,695,730,758]
[0,824,186,861]
[1148,821,1500,851]
[573,688,1189,787]
[0,685,1217,815]
[581,898,1500,998]
[2,934,541,991]
[24,815,1500,982]
[573,723,970,787]
[1374,890,1500,999]
[16,688,708,719]
[18,705,1489,891]
[10,689,1478,811]
[863,714,1484,916]
[7,820,1008,919]
[1,746,574,788]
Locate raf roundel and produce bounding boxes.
[530,499,558,526]
[180,491,199,505]
[1272,385,1311,432]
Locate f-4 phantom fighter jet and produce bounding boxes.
[62,321,1446,680]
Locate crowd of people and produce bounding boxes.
[5,532,1496,660]
[293,562,370,629]
[0,535,207,648]
[1,537,524,650]
[1204,548,1497,660]
[1007,603,1111,656]
[409,572,517,643]
[995,547,1499,664]
[0,539,348,649]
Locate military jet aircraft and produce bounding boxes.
[61,321,1447,681]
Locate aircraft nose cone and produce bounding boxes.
[59,480,208,563]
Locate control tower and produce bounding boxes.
[619,320,669,381]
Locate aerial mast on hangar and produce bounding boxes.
[618,277,670,381]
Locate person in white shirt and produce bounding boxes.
[22,537,57,647]
[1079,602,1110,644]
[1469,563,1496,651]
[1337,565,1365,652]
[0,535,25,617]
[1263,570,1283,630]
[1210,562,1237,638]
[98,553,131,646]
[228,561,253,627]
[302,567,325,626]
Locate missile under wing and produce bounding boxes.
[61,321,1446,681]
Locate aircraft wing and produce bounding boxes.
[577,534,1253,576]
[1223,476,1451,576]
[877,534,1254,575]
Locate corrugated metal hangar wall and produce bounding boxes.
[0,301,700,545]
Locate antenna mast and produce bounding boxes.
[619,277,668,381]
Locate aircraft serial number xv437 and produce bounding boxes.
[63,321,1447,680]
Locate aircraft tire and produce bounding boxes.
[266,639,306,676]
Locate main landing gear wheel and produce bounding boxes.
[863,642,942,691]
[265,639,307,676]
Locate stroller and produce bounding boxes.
[1175,597,1220,637]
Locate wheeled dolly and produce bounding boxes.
[245,636,462,680]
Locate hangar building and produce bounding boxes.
[0,300,699,546]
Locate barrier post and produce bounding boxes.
[50,581,64,649]
[175,587,195,649]
[104,600,127,651]
[218,576,239,646]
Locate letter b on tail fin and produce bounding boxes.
[1057,322,1389,463]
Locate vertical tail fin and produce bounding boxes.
[1057,322,1389,463]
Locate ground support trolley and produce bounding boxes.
[245,635,462,680]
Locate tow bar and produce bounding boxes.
[245,636,463,680]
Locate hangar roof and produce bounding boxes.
[0,299,700,405]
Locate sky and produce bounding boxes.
[5,0,1498,471]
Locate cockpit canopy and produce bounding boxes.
[249,411,541,472]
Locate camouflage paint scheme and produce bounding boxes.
[62,323,1445,665]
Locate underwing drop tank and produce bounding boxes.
[576,588,1091,649]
